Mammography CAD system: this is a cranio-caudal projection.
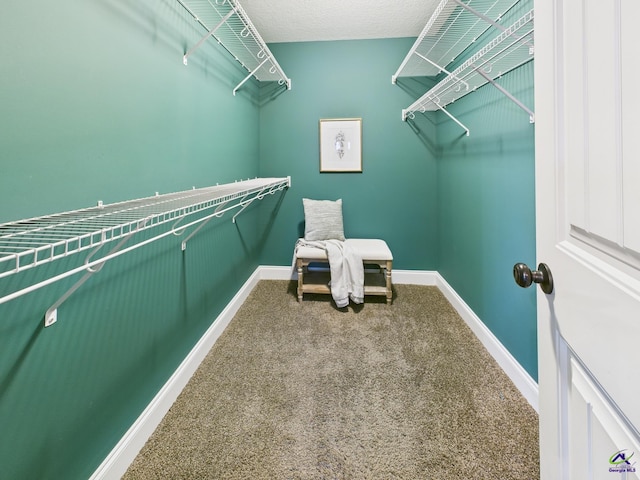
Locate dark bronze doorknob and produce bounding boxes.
[513,262,554,294]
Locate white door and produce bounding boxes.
[532,1,640,479]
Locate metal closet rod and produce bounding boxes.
[0,177,290,326]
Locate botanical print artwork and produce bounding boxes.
[319,118,362,172]
[335,131,346,159]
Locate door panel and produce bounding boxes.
[569,355,640,479]
[535,0,640,478]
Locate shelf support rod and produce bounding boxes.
[43,220,148,327]
[451,0,508,33]
[414,52,469,90]
[475,68,535,122]
[180,181,287,248]
[414,52,449,75]
[233,57,269,96]
[434,101,470,136]
[231,190,265,223]
[183,9,235,66]
[180,218,212,251]
[180,201,230,251]
[392,0,451,83]
[231,200,253,223]
[451,0,533,49]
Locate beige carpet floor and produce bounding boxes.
[124,281,539,479]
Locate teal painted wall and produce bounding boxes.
[0,0,275,478]
[0,2,537,477]
[433,1,538,380]
[435,62,537,379]
[257,39,438,269]
[256,36,537,378]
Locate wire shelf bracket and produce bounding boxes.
[233,57,269,96]
[475,67,534,122]
[44,224,145,327]
[178,0,291,94]
[437,101,471,136]
[178,200,229,251]
[183,9,236,66]
[0,177,291,327]
[402,9,534,134]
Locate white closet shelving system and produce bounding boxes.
[0,177,290,327]
[178,0,291,95]
[393,0,534,135]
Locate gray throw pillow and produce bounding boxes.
[303,198,345,241]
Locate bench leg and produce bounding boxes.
[385,260,393,305]
[296,259,304,302]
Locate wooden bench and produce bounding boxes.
[295,239,393,304]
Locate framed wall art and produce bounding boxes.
[319,118,362,172]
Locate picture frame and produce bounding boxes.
[319,118,362,172]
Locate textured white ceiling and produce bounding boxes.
[240,0,440,43]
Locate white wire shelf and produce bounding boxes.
[0,177,290,323]
[402,9,534,133]
[392,0,521,82]
[178,0,291,95]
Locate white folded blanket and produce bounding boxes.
[295,239,364,308]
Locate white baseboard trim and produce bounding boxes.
[392,269,438,285]
[256,265,296,280]
[92,266,538,479]
[90,268,263,480]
